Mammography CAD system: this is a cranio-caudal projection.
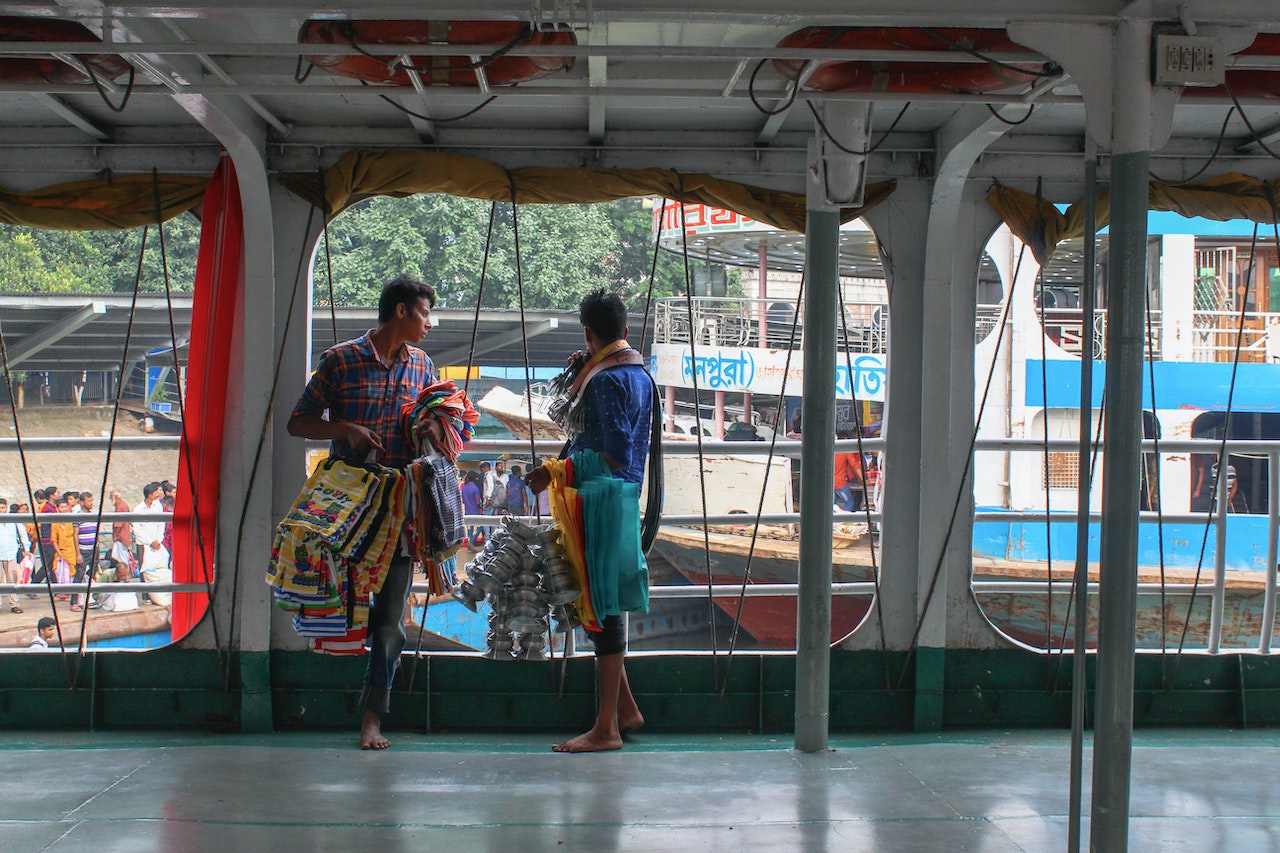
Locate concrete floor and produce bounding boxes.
[1,729,1277,852]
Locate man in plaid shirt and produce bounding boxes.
[289,274,440,750]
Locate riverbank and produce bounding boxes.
[0,405,177,503]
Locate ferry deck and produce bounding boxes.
[1,1,1280,850]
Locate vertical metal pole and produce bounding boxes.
[758,240,769,346]
[1091,18,1152,852]
[1209,457,1229,654]
[1068,142,1098,853]
[794,208,839,753]
[1260,449,1279,652]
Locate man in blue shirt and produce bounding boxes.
[288,274,438,750]
[529,289,652,752]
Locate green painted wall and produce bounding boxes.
[0,648,1276,732]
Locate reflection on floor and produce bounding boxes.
[2,729,1277,851]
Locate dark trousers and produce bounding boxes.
[32,544,56,585]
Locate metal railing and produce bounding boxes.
[973,437,1280,655]
[3,433,1275,657]
[653,296,888,354]
[974,305,1280,363]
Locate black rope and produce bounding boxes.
[718,271,807,696]
[83,60,136,114]
[895,240,1029,690]
[676,173,719,682]
[1170,219,1260,676]
[70,223,148,676]
[293,55,315,84]
[835,284,889,682]
[1149,107,1235,185]
[503,173,540,482]
[747,58,807,116]
[148,169,227,684]
[637,198,667,353]
[462,201,497,400]
[317,168,339,346]
[1225,81,1280,162]
[366,85,499,124]
[985,102,1035,126]
[805,100,912,157]
[225,202,318,692]
[920,28,1061,80]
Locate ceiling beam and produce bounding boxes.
[28,93,110,139]
[400,58,440,144]
[4,302,108,367]
[756,62,818,146]
[587,22,608,144]
[434,317,559,366]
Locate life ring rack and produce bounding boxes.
[298,19,576,87]
[772,26,1047,95]
[0,16,133,85]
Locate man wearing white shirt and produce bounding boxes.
[0,497,31,614]
[131,482,165,563]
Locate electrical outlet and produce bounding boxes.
[1153,34,1225,87]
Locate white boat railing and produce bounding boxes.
[974,304,1280,363]
[972,437,1280,656]
[3,435,1274,655]
[653,295,888,354]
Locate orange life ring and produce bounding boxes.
[299,19,575,87]
[1183,33,1280,100]
[773,27,1043,94]
[0,17,132,85]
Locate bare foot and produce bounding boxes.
[552,730,622,753]
[618,709,644,734]
[360,710,390,750]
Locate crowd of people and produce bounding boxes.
[0,479,177,649]
[459,459,551,549]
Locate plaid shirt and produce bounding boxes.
[292,331,435,469]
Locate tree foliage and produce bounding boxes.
[317,195,697,310]
[0,215,201,294]
[0,195,736,310]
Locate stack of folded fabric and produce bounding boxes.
[266,458,407,648]
[543,450,650,635]
[400,379,477,592]
[400,379,478,462]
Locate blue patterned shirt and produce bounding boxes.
[292,331,435,468]
[567,364,653,483]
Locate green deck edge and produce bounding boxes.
[0,647,1276,732]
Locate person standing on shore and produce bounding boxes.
[287,274,438,751]
[109,489,133,580]
[0,497,30,614]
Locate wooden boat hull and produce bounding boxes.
[652,525,876,649]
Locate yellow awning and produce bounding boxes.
[282,149,895,233]
[987,173,1280,265]
[0,173,208,231]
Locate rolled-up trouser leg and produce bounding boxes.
[594,614,627,657]
[359,551,413,714]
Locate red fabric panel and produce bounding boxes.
[170,158,243,641]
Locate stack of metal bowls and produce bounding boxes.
[467,517,579,661]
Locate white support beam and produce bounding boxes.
[434,317,559,366]
[160,19,290,138]
[401,58,440,144]
[587,22,608,144]
[5,302,107,367]
[28,93,110,139]
[756,63,818,146]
